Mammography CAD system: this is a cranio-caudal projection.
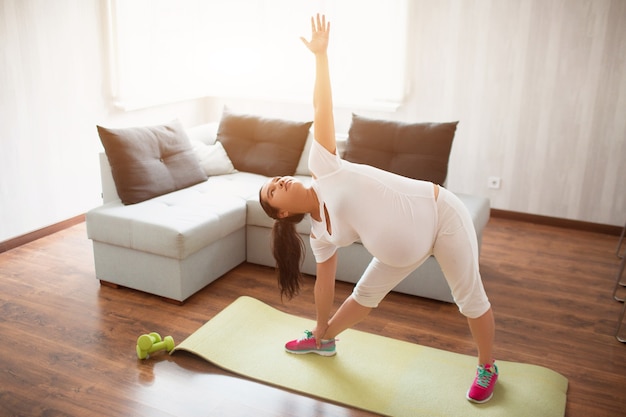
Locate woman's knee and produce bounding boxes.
[351,287,385,308]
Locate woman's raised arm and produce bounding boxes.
[300,14,336,154]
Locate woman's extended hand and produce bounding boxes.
[300,14,330,55]
[313,322,330,348]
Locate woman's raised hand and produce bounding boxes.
[300,14,330,55]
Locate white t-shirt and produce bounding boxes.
[308,140,438,268]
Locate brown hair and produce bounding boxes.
[259,188,306,299]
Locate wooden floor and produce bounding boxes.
[1,217,625,416]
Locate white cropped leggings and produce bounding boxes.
[352,187,491,319]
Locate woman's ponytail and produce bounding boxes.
[272,215,305,299]
[259,188,306,299]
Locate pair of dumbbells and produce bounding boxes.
[136,332,175,359]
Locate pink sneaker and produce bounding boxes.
[285,330,336,356]
[466,363,498,403]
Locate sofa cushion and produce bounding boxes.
[97,120,207,205]
[86,184,248,260]
[217,110,312,177]
[190,140,237,176]
[344,114,457,185]
[294,132,314,176]
[87,172,269,260]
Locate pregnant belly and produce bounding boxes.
[361,229,433,267]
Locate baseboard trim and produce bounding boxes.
[0,214,86,254]
[491,209,623,236]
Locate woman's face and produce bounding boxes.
[260,176,305,216]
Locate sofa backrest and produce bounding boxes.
[98,122,348,203]
[99,153,119,203]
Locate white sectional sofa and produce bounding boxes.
[86,120,490,304]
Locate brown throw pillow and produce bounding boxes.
[97,120,207,205]
[216,110,312,177]
[344,114,458,185]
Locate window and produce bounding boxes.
[107,0,408,110]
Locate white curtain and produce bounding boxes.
[107,0,408,110]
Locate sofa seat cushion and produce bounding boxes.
[200,172,270,200]
[87,185,248,260]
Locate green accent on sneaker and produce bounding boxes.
[475,364,498,388]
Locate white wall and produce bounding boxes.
[0,0,211,242]
[0,0,624,243]
[409,0,626,227]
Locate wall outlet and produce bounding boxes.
[488,176,501,189]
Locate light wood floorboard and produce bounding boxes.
[0,218,625,416]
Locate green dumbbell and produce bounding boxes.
[136,332,175,359]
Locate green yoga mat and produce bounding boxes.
[173,296,568,417]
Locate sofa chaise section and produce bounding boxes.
[86,181,248,302]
